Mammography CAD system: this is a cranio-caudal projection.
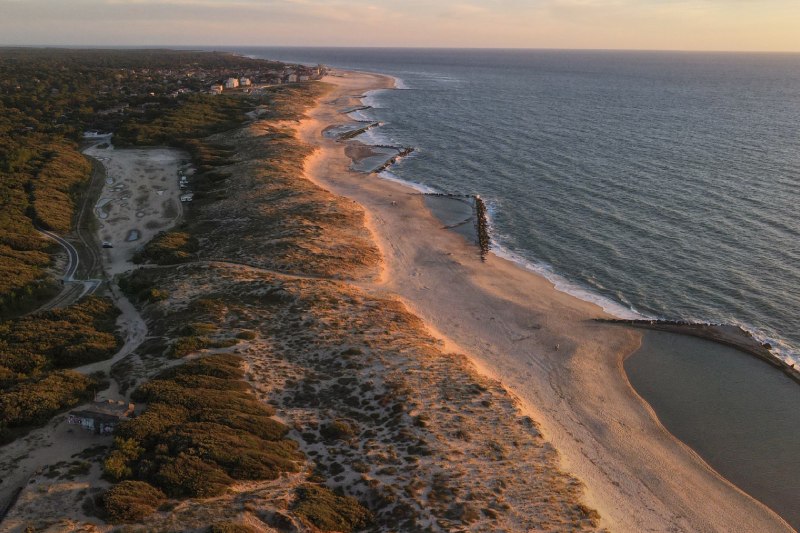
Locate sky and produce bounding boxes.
[1,0,799,52]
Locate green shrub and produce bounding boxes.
[168,336,209,358]
[103,437,145,481]
[142,288,169,302]
[155,453,233,498]
[292,484,372,532]
[194,408,287,440]
[320,420,355,441]
[105,354,302,501]
[209,523,257,533]
[133,231,199,265]
[115,404,190,444]
[102,480,166,523]
[0,370,96,427]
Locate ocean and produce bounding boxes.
[229,47,800,367]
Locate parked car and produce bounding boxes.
[102,241,113,248]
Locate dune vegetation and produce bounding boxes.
[0,296,120,443]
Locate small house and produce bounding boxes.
[239,77,252,87]
[209,84,224,95]
[68,400,135,435]
[224,77,239,89]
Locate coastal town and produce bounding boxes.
[208,64,328,94]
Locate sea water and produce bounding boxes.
[230,47,800,367]
[625,331,800,528]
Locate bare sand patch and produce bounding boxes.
[84,145,186,276]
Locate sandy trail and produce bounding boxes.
[0,146,185,528]
[296,70,793,532]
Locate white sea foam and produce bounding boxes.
[729,321,800,368]
[392,76,410,90]
[362,89,388,109]
[491,244,646,320]
[377,170,437,194]
[347,109,373,122]
[482,202,645,320]
[354,126,393,146]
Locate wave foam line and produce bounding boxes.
[376,170,438,194]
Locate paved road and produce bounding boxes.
[37,228,80,281]
[32,156,108,312]
[35,228,102,312]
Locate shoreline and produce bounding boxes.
[299,69,793,532]
[601,318,800,384]
[342,78,800,374]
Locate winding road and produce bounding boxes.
[33,156,107,312]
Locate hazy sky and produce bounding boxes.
[1,0,799,52]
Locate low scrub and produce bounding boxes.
[118,269,169,303]
[167,335,238,358]
[209,523,258,533]
[102,480,166,523]
[0,370,98,441]
[133,231,199,265]
[0,296,120,440]
[104,355,301,498]
[293,484,372,532]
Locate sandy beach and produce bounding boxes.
[297,70,793,532]
[1,67,792,532]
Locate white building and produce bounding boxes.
[224,78,239,89]
[286,73,298,83]
[209,84,224,95]
[239,77,252,87]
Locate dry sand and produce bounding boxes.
[83,145,186,275]
[297,70,793,532]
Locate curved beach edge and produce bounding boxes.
[599,318,800,385]
[297,68,794,533]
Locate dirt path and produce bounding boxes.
[0,145,187,527]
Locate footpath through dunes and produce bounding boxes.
[295,70,794,533]
[50,81,614,531]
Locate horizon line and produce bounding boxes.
[2,44,800,55]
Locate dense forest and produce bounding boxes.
[0,48,284,314]
[0,296,120,443]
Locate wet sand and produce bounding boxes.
[297,70,793,532]
[626,331,800,529]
